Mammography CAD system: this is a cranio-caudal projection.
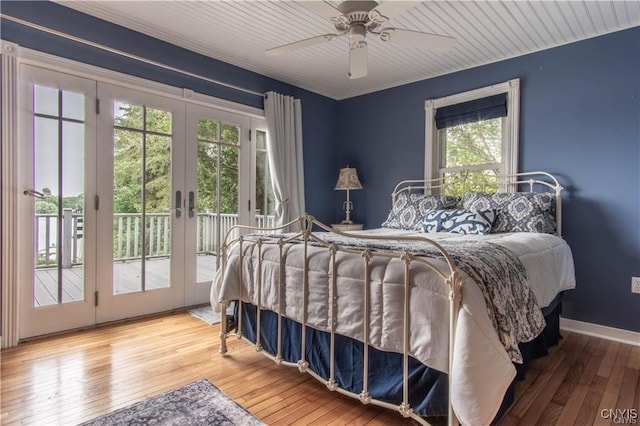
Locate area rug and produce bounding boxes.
[79,379,264,426]
[188,305,220,325]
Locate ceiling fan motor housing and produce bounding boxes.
[334,0,381,33]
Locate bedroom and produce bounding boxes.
[1,1,639,425]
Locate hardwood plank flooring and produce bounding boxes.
[1,312,638,425]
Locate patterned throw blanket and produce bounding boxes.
[256,232,546,364]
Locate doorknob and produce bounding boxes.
[188,191,195,218]
[23,189,46,199]
[175,190,182,218]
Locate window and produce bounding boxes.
[425,79,520,193]
[254,128,276,228]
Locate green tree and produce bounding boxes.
[35,200,58,214]
[113,104,171,214]
[196,121,239,214]
[443,118,501,194]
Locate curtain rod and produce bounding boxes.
[0,14,264,98]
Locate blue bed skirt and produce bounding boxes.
[234,295,562,422]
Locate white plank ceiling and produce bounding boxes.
[55,1,640,100]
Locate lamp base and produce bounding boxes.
[341,219,354,225]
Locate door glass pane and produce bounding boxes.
[34,85,59,116]
[113,128,142,294]
[145,134,171,290]
[219,126,239,216]
[33,85,86,307]
[62,91,85,121]
[195,120,239,282]
[255,129,275,228]
[196,119,218,283]
[113,102,172,294]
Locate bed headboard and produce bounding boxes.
[391,171,564,236]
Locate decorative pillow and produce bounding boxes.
[382,193,460,230]
[463,192,556,233]
[422,209,496,234]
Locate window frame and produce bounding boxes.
[251,125,276,228]
[424,79,520,185]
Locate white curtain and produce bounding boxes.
[264,91,305,226]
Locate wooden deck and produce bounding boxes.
[33,255,217,307]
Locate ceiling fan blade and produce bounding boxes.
[266,34,341,56]
[302,1,342,20]
[370,1,418,22]
[349,42,368,79]
[380,28,457,52]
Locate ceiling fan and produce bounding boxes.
[265,1,457,79]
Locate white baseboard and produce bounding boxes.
[560,317,640,346]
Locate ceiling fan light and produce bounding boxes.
[349,41,367,79]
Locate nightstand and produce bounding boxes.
[331,223,363,232]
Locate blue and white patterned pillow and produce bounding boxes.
[463,192,556,234]
[422,209,496,234]
[382,193,461,230]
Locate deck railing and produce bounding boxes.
[35,211,275,268]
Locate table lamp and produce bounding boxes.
[334,166,363,224]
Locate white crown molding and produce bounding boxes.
[560,317,640,347]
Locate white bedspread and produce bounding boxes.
[211,229,575,425]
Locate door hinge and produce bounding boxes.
[248,199,251,211]
[249,129,252,142]
[94,291,99,307]
[94,195,100,210]
[95,99,100,114]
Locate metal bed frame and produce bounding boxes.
[217,171,563,426]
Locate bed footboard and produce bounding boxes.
[216,214,463,426]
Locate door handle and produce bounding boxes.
[23,189,46,199]
[175,190,182,218]
[188,191,195,219]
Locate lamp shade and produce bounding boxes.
[334,167,363,190]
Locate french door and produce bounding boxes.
[95,84,188,322]
[184,104,251,305]
[19,67,257,338]
[18,65,98,338]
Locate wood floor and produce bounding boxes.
[1,312,638,425]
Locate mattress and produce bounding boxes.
[212,228,575,425]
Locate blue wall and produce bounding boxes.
[2,2,639,332]
[0,1,338,223]
[338,27,640,332]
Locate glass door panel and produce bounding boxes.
[195,120,240,282]
[33,85,86,306]
[112,102,172,295]
[255,129,275,228]
[195,118,219,283]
